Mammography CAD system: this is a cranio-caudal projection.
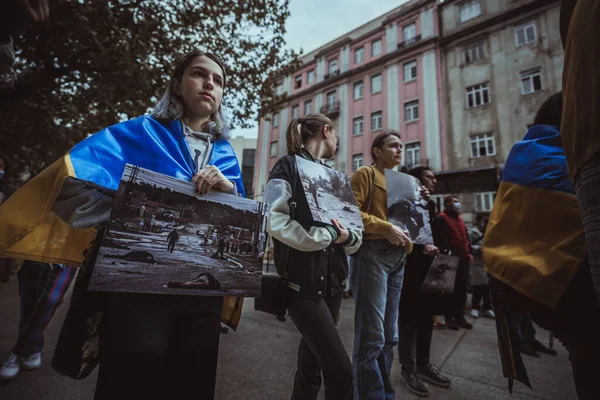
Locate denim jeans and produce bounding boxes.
[351,240,406,400]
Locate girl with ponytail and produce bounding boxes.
[263,113,362,399]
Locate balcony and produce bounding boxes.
[323,70,340,81]
[397,34,422,49]
[320,101,341,119]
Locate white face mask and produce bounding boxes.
[452,202,462,212]
[0,170,4,180]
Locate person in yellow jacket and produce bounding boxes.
[350,131,419,400]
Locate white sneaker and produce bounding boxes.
[21,353,41,370]
[483,310,496,319]
[470,309,480,318]
[0,354,21,380]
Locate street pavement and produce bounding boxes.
[0,276,577,399]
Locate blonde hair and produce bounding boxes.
[285,113,335,155]
[152,50,229,138]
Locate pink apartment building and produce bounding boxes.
[252,0,446,200]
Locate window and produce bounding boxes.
[324,159,336,169]
[371,39,382,57]
[405,142,421,167]
[326,91,337,109]
[276,83,284,96]
[304,100,312,115]
[354,47,364,64]
[328,59,338,75]
[475,192,496,212]
[403,60,417,82]
[294,75,302,89]
[404,100,419,122]
[470,133,496,157]
[464,41,485,64]
[466,83,491,108]
[460,0,481,23]
[307,70,316,84]
[371,74,382,94]
[371,111,383,131]
[353,116,364,136]
[292,105,299,119]
[272,112,279,127]
[403,23,417,44]
[515,21,536,46]
[270,141,278,157]
[352,154,364,171]
[520,68,543,95]
[353,81,364,100]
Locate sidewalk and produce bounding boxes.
[0,276,577,399]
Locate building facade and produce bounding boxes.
[437,0,563,222]
[253,0,446,200]
[229,136,258,198]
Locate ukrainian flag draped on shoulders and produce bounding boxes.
[0,115,245,327]
[483,124,586,309]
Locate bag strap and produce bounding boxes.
[365,166,376,214]
[281,156,298,279]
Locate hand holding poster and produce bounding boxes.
[88,164,265,297]
[385,169,433,244]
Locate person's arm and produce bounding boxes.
[265,157,339,252]
[433,215,450,252]
[342,228,362,255]
[350,167,393,236]
[51,177,115,229]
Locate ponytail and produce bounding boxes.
[285,113,335,155]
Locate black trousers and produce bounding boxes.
[446,257,469,320]
[472,285,492,311]
[94,293,223,400]
[398,254,434,371]
[167,242,176,253]
[491,261,600,400]
[288,291,353,400]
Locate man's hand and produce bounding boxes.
[191,166,233,194]
[420,185,431,201]
[423,244,439,256]
[387,225,411,247]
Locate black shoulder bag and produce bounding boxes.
[254,157,298,316]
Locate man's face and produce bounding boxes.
[420,169,437,192]
[445,197,459,212]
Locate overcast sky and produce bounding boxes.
[229,0,412,140]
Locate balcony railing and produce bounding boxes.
[320,101,341,118]
[323,70,340,81]
[397,34,422,49]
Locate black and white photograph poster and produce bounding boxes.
[385,168,433,245]
[295,155,364,232]
[88,164,266,297]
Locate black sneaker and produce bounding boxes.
[417,364,451,388]
[401,369,429,397]
[519,342,540,358]
[456,316,473,330]
[446,320,460,331]
[527,340,557,356]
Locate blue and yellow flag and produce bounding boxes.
[483,125,586,309]
[0,115,244,266]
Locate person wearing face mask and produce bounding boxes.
[350,131,413,400]
[0,50,244,399]
[264,113,362,400]
[434,195,473,331]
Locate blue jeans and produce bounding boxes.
[351,240,406,400]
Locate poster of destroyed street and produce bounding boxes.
[295,155,363,232]
[385,169,433,245]
[88,164,266,297]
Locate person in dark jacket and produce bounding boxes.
[397,167,450,397]
[434,195,473,331]
[264,113,362,400]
